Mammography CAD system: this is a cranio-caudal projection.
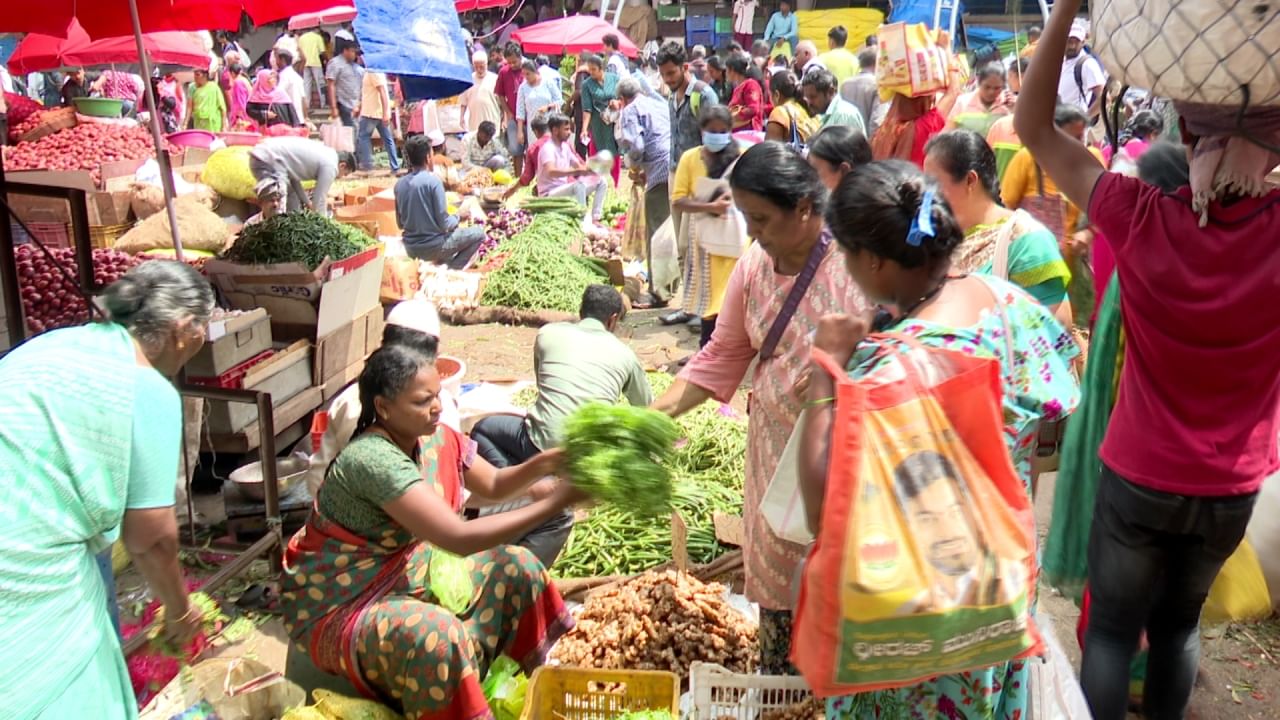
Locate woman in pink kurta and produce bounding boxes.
[653,142,868,672]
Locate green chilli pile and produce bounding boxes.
[562,403,681,517]
[479,213,607,313]
[543,373,748,578]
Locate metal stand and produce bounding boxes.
[121,385,283,656]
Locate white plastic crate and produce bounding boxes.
[688,662,814,719]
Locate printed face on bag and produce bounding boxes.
[894,451,980,577]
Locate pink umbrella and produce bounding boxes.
[8,21,210,73]
[288,4,357,30]
[511,15,639,58]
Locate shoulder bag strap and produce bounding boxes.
[759,231,832,360]
[992,213,1017,281]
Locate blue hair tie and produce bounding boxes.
[906,188,936,247]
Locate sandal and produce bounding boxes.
[660,310,692,326]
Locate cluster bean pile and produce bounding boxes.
[16,244,140,333]
[223,212,374,270]
[3,124,178,185]
[478,213,605,313]
[551,570,757,675]
[550,372,747,578]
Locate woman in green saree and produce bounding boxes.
[281,343,584,720]
[923,129,1072,325]
[0,261,215,719]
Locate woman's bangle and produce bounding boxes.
[806,396,834,407]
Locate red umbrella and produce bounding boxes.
[456,0,513,11]
[288,4,357,30]
[0,1,335,39]
[8,20,211,73]
[512,15,639,58]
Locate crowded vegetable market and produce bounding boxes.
[2,0,1279,718]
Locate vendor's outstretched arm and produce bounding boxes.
[464,448,563,501]
[1013,0,1104,210]
[384,477,581,557]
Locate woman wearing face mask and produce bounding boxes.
[801,160,1079,718]
[653,142,869,673]
[945,63,1013,137]
[806,125,873,191]
[659,105,749,341]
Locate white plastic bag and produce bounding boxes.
[1027,611,1092,720]
[761,423,814,544]
[1245,469,1280,609]
[1092,0,1280,106]
[650,216,680,303]
[320,122,355,153]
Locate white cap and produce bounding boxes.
[1068,22,1088,41]
[472,50,488,63]
[387,299,440,338]
[426,129,446,147]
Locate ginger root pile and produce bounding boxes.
[551,570,757,676]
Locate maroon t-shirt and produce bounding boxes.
[520,134,552,187]
[1088,171,1280,496]
[496,64,523,117]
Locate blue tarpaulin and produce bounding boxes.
[887,0,965,31]
[354,0,473,101]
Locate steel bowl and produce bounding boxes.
[230,455,310,502]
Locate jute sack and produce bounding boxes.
[1092,0,1280,106]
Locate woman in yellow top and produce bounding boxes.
[1001,105,1103,250]
[660,105,749,348]
[764,72,815,145]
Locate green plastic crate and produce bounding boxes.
[715,16,733,34]
[657,4,685,21]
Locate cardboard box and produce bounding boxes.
[187,308,272,377]
[205,341,313,434]
[7,172,132,225]
[204,246,386,344]
[313,306,384,385]
[321,359,366,402]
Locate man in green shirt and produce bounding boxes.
[472,284,652,466]
[802,68,866,135]
[468,285,650,566]
[818,25,859,86]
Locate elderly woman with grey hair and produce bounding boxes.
[616,75,674,305]
[0,261,216,718]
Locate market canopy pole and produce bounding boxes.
[128,0,186,261]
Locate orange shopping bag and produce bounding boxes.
[792,338,1042,697]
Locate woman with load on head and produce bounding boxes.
[0,262,216,719]
[1019,2,1280,719]
[280,341,590,720]
[797,160,1080,717]
[653,141,870,673]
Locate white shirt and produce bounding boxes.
[1058,53,1106,113]
[733,0,758,34]
[461,71,503,134]
[0,66,13,94]
[606,53,630,79]
[274,34,301,65]
[277,65,306,122]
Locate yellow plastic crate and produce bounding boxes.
[519,667,679,720]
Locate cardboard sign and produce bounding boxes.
[671,512,690,573]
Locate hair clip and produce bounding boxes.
[906,188,936,247]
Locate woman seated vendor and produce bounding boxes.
[281,342,585,720]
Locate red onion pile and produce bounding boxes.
[15,244,140,334]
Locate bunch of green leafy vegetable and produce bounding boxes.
[561,402,681,517]
[549,373,748,578]
[223,211,374,270]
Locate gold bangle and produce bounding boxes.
[806,396,835,407]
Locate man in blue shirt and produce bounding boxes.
[763,1,799,57]
[394,135,486,268]
[616,76,673,305]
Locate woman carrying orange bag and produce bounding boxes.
[795,161,1080,718]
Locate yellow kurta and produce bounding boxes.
[672,147,744,318]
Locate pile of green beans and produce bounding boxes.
[479,214,603,314]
